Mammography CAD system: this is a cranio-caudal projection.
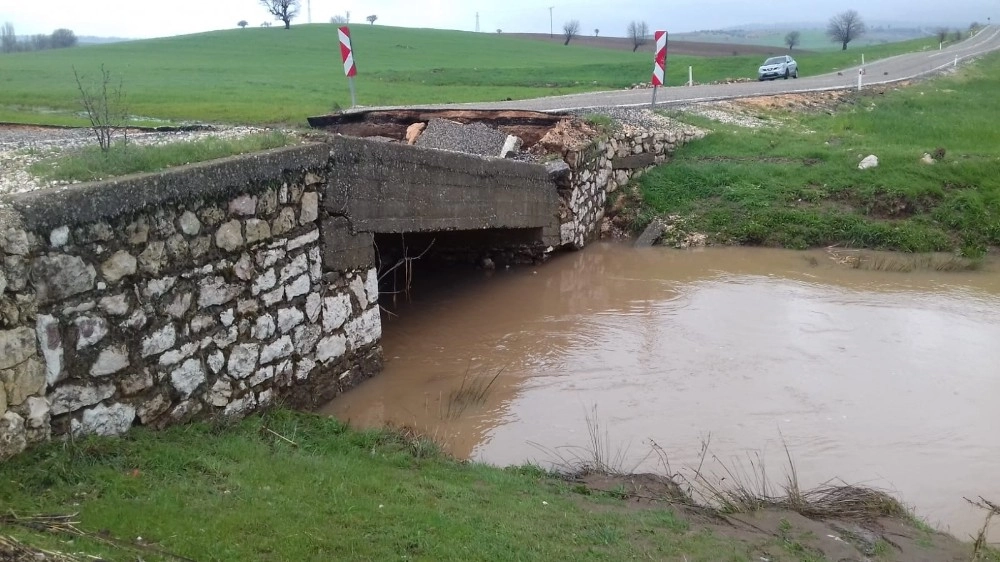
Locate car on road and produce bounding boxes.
[758,55,798,81]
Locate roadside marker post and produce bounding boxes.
[650,30,667,107]
[338,26,358,107]
[857,67,865,91]
[688,66,693,86]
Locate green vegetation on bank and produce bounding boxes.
[0,25,937,125]
[27,131,293,183]
[0,410,760,561]
[639,51,1000,257]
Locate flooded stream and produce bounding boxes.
[322,244,1000,540]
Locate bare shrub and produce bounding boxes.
[72,64,128,152]
[562,20,580,45]
[627,20,649,52]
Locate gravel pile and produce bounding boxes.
[569,106,708,136]
[671,102,772,128]
[0,125,280,196]
[414,119,509,157]
[569,106,678,131]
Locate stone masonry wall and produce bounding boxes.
[556,126,705,249]
[0,144,382,461]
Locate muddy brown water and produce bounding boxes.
[322,244,1000,541]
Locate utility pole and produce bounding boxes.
[549,6,554,38]
[476,12,480,32]
[307,0,312,23]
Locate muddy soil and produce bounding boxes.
[578,473,980,562]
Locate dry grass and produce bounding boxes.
[1,530,83,562]
[535,412,911,523]
[680,436,907,521]
[442,363,504,420]
[529,406,654,476]
[0,512,194,561]
[966,497,1000,560]
[826,249,985,272]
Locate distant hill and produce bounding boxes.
[78,36,133,45]
[674,23,934,51]
[505,33,792,57]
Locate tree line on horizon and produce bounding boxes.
[1,22,77,54]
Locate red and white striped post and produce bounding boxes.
[338,26,358,107]
[650,30,667,107]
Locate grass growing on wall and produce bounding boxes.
[0,25,938,126]
[28,131,294,183]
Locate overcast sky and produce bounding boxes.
[0,0,994,38]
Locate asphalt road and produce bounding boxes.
[400,25,1000,112]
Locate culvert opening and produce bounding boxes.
[373,228,547,308]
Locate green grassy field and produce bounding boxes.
[638,51,1000,257]
[0,410,756,561]
[0,25,939,126]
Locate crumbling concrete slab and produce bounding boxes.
[500,135,523,158]
[633,218,667,248]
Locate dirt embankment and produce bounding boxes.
[579,473,991,562]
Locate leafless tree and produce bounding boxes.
[627,20,649,52]
[30,34,50,51]
[594,28,599,37]
[784,30,801,50]
[330,12,350,24]
[562,20,580,45]
[366,14,378,25]
[259,0,300,30]
[952,29,964,42]
[50,28,77,48]
[73,65,129,152]
[935,27,950,44]
[1,22,16,54]
[827,10,866,50]
[238,20,248,28]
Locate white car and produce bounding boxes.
[758,55,798,81]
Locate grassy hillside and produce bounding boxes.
[0,25,938,126]
[639,51,1000,257]
[675,27,936,51]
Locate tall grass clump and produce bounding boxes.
[442,365,504,420]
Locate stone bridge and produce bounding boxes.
[0,111,703,460]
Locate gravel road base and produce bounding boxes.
[0,125,278,195]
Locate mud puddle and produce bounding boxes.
[322,244,1000,541]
